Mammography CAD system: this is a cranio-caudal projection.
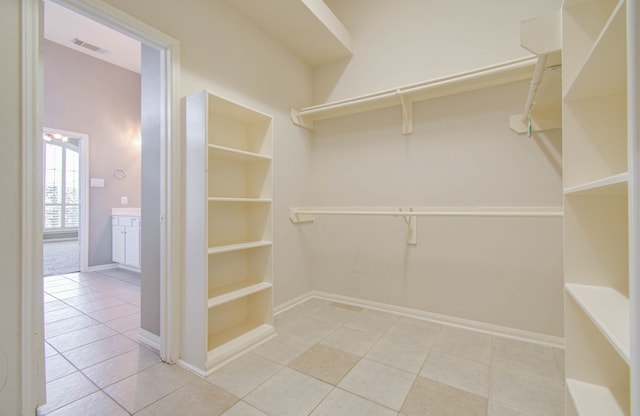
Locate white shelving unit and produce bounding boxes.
[562,0,634,414]
[182,90,274,375]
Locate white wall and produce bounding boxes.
[317,0,562,103]
[102,0,315,306]
[304,80,564,336]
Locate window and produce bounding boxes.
[43,137,80,232]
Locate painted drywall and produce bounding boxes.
[317,0,562,103]
[103,0,315,307]
[140,44,161,336]
[0,1,23,413]
[305,80,564,336]
[44,39,141,268]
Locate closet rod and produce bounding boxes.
[521,53,549,125]
[291,209,562,218]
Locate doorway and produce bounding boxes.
[21,0,181,412]
[42,128,88,276]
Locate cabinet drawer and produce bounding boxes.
[112,215,141,228]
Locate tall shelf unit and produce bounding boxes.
[182,90,274,375]
[562,0,634,414]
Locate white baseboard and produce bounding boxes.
[138,329,161,351]
[86,263,119,272]
[276,290,564,349]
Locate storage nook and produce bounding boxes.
[182,90,274,375]
[562,0,633,414]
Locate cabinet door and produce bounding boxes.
[112,225,126,264]
[124,226,141,268]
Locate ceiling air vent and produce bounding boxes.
[71,38,106,54]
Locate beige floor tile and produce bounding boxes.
[207,353,283,398]
[82,346,160,388]
[383,318,441,349]
[338,358,415,411]
[37,372,98,415]
[420,349,489,397]
[366,337,429,374]
[319,326,380,356]
[252,334,313,365]
[103,312,140,333]
[136,378,238,416]
[62,334,139,369]
[344,313,396,335]
[61,292,113,307]
[72,297,126,314]
[88,303,140,323]
[432,326,492,364]
[45,306,83,324]
[45,391,128,416]
[311,387,397,416]
[104,362,196,413]
[245,368,332,416]
[221,401,269,416]
[46,324,118,352]
[44,300,70,313]
[330,302,365,312]
[360,308,400,322]
[50,288,95,300]
[490,367,564,416]
[492,337,551,354]
[488,400,536,416]
[277,316,340,343]
[45,354,77,383]
[289,344,360,385]
[44,283,84,294]
[492,342,562,382]
[45,342,58,357]
[401,376,487,416]
[45,314,100,339]
[310,305,360,325]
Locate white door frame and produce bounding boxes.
[22,0,182,411]
[42,127,89,273]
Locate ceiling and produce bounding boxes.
[44,0,141,73]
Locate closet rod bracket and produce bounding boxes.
[400,94,413,135]
[290,209,315,224]
[397,208,417,244]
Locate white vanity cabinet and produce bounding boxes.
[112,214,141,270]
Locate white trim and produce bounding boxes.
[86,263,119,272]
[43,127,89,272]
[137,329,161,352]
[22,0,45,412]
[277,291,564,349]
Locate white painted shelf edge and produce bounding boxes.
[207,282,272,309]
[564,172,628,194]
[206,324,275,370]
[208,241,272,255]
[566,378,625,416]
[565,283,630,363]
[208,144,272,161]
[208,197,272,203]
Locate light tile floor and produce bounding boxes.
[40,272,565,415]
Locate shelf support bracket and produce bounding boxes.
[400,94,413,135]
[290,108,314,130]
[289,209,315,224]
[398,208,417,245]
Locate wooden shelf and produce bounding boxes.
[567,379,625,416]
[208,240,272,255]
[565,1,626,100]
[207,282,272,308]
[564,173,628,195]
[208,197,272,203]
[566,284,630,363]
[208,144,271,162]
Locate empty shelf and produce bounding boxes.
[208,241,272,255]
[207,282,272,308]
[564,173,628,195]
[208,144,271,162]
[566,283,630,363]
[208,197,272,203]
[566,378,625,416]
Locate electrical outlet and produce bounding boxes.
[120,196,128,205]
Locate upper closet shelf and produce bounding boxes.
[291,57,538,135]
[221,0,352,67]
